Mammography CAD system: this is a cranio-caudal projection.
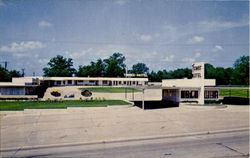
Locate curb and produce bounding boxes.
[181,104,228,109]
[1,127,248,152]
[107,105,133,108]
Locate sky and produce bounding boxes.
[0,0,249,76]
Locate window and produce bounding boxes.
[181,90,198,99]
[205,90,218,99]
[67,80,72,84]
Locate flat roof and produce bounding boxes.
[43,77,148,81]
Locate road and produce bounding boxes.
[1,105,249,157]
[2,128,249,158]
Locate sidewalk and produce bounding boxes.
[1,105,249,151]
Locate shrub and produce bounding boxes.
[81,90,92,97]
[205,100,222,104]
[51,90,61,97]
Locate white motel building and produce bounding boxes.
[0,62,219,105]
[162,62,218,105]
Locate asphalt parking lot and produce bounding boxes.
[0,104,249,157]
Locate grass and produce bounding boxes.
[220,89,249,98]
[0,100,131,111]
[80,87,142,93]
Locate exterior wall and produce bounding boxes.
[204,79,216,87]
[42,77,148,87]
[12,77,33,84]
[162,78,203,87]
[42,86,162,101]
[12,77,42,85]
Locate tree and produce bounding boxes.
[0,66,21,82]
[205,63,216,79]
[224,68,234,85]
[171,68,192,79]
[104,53,126,77]
[232,55,249,85]
[77,59,105,77]
[43,55,76,77]
[77,65,91,77]
[128,63,149,75]
[0,67,10,82]
[214,67,226,85]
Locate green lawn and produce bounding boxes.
[80,87,142,93]
[220,89,249,98]
[0,100,131,111]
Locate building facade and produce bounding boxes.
[12,77,149,87]
[162,62,219,104]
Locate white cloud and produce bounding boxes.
[65,48,93,59]
[0,41,46,52]
[38,59,49,64]
[182,51,201,64]
[115,0,127,5]
[198,20,248,31]
[187,36,204,44]
[13,53,39,59]
[13,53,28,57]
[39,21,52,27]
[139,34,152,42]
[195,52,200,58]
[182,57,195,63]
[163,55,175,62]
[0,2,6,6]
[212,45,223,52]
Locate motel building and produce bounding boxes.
[0,62,219,105]
[162,62,219,105]
[0,76,149,100]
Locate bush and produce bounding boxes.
[205,100,222,104]
[51,90,61,97]
[81,90,92,97]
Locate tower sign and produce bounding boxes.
[192,62,205,80]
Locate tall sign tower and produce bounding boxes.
[192,62,205,79]
[192,62,205,104]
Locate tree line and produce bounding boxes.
[148,56,249,85]
[0,53,249,85]
[0,67,22,82]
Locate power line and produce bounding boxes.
[1,38,249,46]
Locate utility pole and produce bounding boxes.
[22,68,25,77]
[4,61,7,70]
[0,61,8,70]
